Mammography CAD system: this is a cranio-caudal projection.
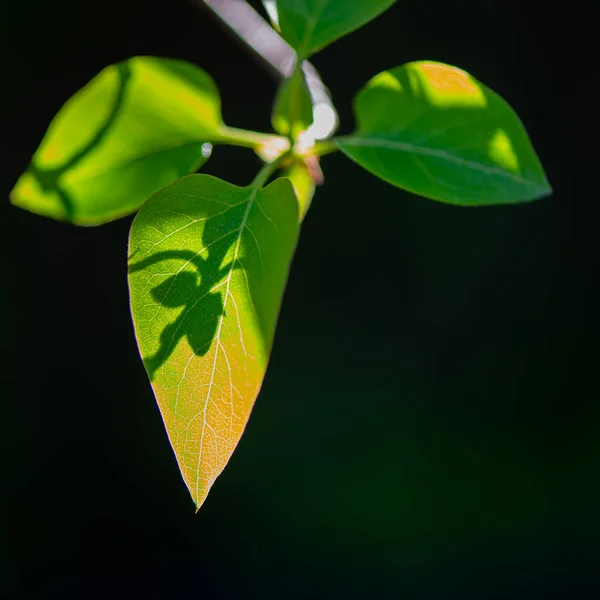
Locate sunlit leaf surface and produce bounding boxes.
[11,57,223,225]
[266,0,396,57]
[128,174,299,509]
[338,61,551,205]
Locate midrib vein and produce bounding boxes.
[65,139,204,185]
[342,135,543,188]
[194,184,259,501]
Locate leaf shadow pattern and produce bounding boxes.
[128,201,248,382]
[27,63,132,220]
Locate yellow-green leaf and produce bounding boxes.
[128,174,299,509]
[283,160,316,221]
[338,61,551,205]
[11,57,223,225]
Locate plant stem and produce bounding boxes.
[198,0,338,138]
[251,153,288,189]
[313,138,340,157]
[217,126,288,150]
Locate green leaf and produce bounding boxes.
[272,68,314,140]
[128,174,299,509]
[338,61,551,205]
[266,0,396,57]
[11,56,223,225]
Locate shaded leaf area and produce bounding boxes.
[11,57,223,225]
[267,0,396,57]
[128,174,299,509]
[338,61,551,205]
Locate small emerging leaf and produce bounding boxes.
[272,68,314,140]
[338,61,551,205]
[128,174,299,509]
[266,0,396,57]
[283,159,316,221]
[11,57,223,225]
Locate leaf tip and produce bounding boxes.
[541,178,553,197]
[9,192,20,210]
[193,490,210,514]
[9,177,26,208]
[527,173,553,202]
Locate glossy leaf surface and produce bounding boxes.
[266,0,396,57]
[11,57,223,225]
[128,174,299,509]
[272,68,314,140]
[338,61,551,205]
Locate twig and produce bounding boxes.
[197,0,338,140]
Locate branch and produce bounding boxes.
[197,0,338,141]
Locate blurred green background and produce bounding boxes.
[1,1,596,598]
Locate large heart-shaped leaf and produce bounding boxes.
[11,57,223,225]
[265,0,396,57]
[338,61,551,205]
[128,174,299,509]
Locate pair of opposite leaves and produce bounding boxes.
[11,5,550,511]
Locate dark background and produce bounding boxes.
[1,1,596,598]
